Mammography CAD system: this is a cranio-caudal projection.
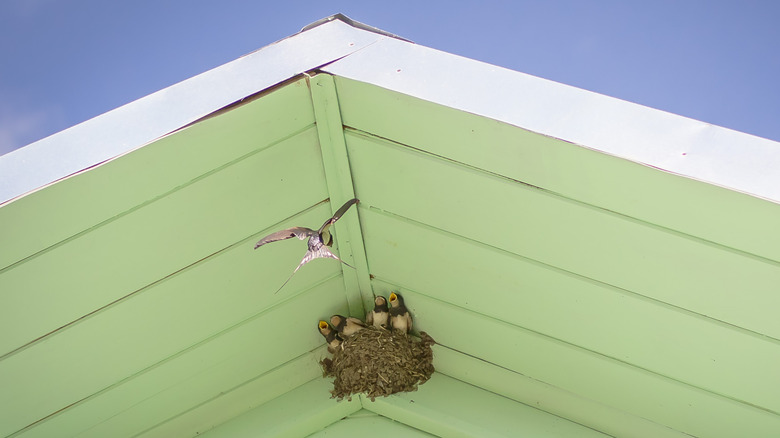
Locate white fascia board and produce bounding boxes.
[0,19,386,205]
[322,37,780,204]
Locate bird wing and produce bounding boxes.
[366,311,374,325]
[317,198,359,244]
[404,313,413,332]
[254,227,316,249]
[346,317,367,327]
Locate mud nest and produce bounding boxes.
[320,326,436,401]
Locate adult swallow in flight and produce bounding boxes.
[330,314,366,337]
[366,295,389,329]
[318,320,343,354]
[254,198,358,293]
[389,292,413,334]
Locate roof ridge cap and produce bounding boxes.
[300,13,414,43]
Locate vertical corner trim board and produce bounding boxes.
[307,72,374,317]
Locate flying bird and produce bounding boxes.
[254,198,358,293]
[366,295,389,329]
[389,292,413,334]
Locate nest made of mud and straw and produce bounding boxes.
[320,326,435,401]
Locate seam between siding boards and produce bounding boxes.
[343,126,780,269]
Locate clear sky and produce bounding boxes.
[1,0,778,156]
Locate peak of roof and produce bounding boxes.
[300,13,413,43]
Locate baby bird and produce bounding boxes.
[366,295,389,329]
[317,320,343,354]
[388,292,413,334]
[330,314,366,337]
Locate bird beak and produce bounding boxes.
[389,292,398,302]
[319,321,329,330]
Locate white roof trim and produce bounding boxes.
[322,37,780,204]
[3,15,779,205]
[0,18,388,205]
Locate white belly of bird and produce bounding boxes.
[392,315,409,333]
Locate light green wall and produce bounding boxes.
[199,375,610,438]
[1,73,778,438]
[334,76,780,437]
[0,79,351,437]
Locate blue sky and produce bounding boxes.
[1,1,778,156]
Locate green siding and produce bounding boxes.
[2,70,779,438]
[0,128,325,357]
[307,410,437,437]
[365,374,609,438]
[334,76,780,264]
[194,379,361,438]
[0,80,315,271]
[333,76,780,436]
[363,210,780,413]
[0,79,349,437]
[203,375,609,438]
[431,347,688,438]
[345,129,780,339]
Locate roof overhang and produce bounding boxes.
[2,14,779,205]
[2,14,779,438]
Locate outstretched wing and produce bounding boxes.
[318,198,359,246]
[254,227,316,249]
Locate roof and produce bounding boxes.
[1,14,779,438]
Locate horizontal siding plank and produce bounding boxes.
[193,378,361,438]
[15,276,348,438]
[345,132,780,340]
[307,410,437,437]
[335,76,780,264]
[431,346,689,438]
[360,209,780,414]
[0,78,314,270]
[369,282,780,438]
[0,203,347,437]
[137,353,328,438]
[0,128,327,357]
[364,372,609,438]
[73,284,347,438]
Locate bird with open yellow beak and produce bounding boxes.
[388,292,413,334]
[366,295,389,329]
[317,320,343,354]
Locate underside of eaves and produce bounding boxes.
[1,15,779,438]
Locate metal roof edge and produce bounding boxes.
[301,13,413,43]
[4,15,779,205]
[0,18,387,206]
[322,37,780,204]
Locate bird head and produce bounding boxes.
[330,315,346,331]
[374,295,388,309]
[318,320,332,337]
[389,292,404,308]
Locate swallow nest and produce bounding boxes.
[320,326,436,401]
